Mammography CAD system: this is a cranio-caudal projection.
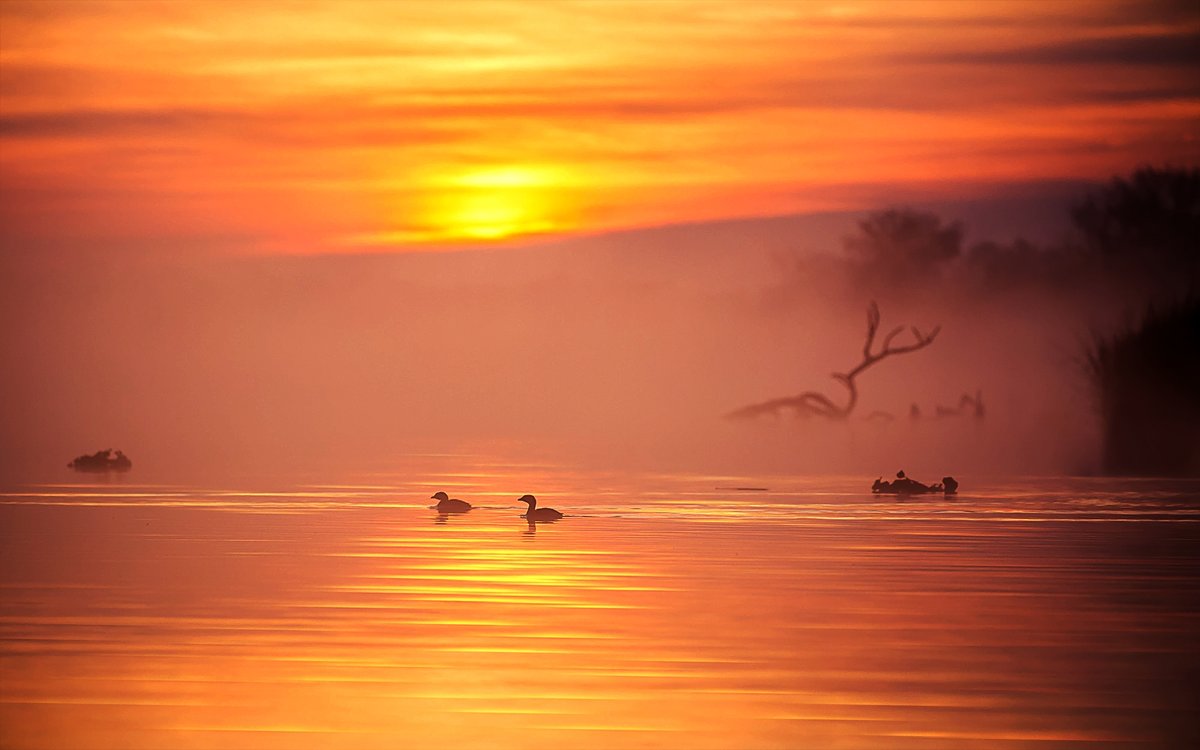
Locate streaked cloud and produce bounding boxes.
[908,29,1200,67]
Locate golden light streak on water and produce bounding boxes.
[1,468,1198,749]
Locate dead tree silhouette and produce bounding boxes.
[726,302,940,421]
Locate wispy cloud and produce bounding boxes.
[907,29,1200,67]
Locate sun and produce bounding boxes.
[347,164,579,249]
[431,166,569,241]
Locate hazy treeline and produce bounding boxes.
[776,166,1199,475]
[784,166,1197,303]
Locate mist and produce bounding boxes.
[1,195,1124,485]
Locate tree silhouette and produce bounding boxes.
[1072,166,1200,276]
[844,209,963,288]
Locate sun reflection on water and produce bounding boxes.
[1,470,1198,749]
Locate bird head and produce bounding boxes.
[516,495,536,505]
[431,491,449,501]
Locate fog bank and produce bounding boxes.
[1,206,1119,484]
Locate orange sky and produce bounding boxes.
[1,0,1197,254]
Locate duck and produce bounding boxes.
[431,491,472,513]
[516,494,563,521]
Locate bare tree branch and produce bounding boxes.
[726,302,940,421]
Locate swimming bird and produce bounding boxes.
[516,494,563,521]
[431,491,472,513]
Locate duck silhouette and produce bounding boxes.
[431,491,472,513]
[516,494,563,521]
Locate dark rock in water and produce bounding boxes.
[872,471,958,495]
[68,449,132,472]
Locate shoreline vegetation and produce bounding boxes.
[779,165,1198,476]
[1085,297,1200,476]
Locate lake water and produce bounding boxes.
[2,461,1198,749]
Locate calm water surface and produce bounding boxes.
[2,463,1198,749]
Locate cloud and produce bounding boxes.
[909,30,1200,68]
[0,107,238,137]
